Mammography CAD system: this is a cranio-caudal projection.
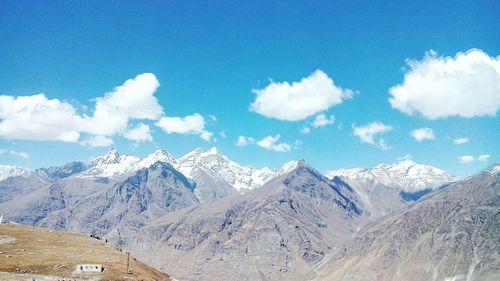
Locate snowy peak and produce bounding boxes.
[275,159,312,176]
[327,160,455,193]
[177,147,275,193]
[140,149,177,168]
[483,163,500,176]
[0,165,29,181]
[79,148,177,178]
[90,148,122,166]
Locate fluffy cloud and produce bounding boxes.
[478,154,490,162]
[410,128,435,142]
[352,122,393,150]
[257,135,291,152]
[0,149,30,159]
[0,73,162,144]
[459,155,474,163]
[250,70,353,121]
[0,94,82,142]
[453,137,469,145]
[311,114,335,128]
[123,123,153,142]
[80,135,114,147]
[81,72,162,136]
[459,154,491,163]
[155,113,213,141]
[235,136,255,146]
[0,73,216,145]
[389,49,500,119]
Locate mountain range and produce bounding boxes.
[0,147,497,281]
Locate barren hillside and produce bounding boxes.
[0,223,171,281]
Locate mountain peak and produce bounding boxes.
[484,163,500,176]
[141,149,177,168]
[206,147,221,154]
[91,148,121,166]
[0,164,29,181]
[327,160,455,193]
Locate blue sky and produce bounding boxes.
[0,0,499,177]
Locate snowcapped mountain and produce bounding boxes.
[177,147,276,194]
[131,159,364,281]
[326,160,455,193]
[325,160,456,217]
[0,165,29,181]
[77,148,177,178]
[71,147,282,202]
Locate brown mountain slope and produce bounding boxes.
[0,223,171,281]
[312,165,500,281]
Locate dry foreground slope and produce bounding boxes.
[0,223,171,281]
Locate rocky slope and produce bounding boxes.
[0,162,199,248]
[129,160,365,281]
[313,164,500,281]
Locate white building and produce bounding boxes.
[75,264,103,273]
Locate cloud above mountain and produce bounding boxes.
[156,113,213,141]
[389,49,500,119]
[453,137,469,145]
[235,136,256,146]
[123,123,153,142]
[0,93,83,142]
[410,128,435,142]
[0,73,213,145]
[250,70,352,121]
[352,122,393,150]
[257,135,291,152]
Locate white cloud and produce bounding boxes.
[235,136,255,146]
[81,72,162,136]
[352,121,393,149]
[0,73,162,145]
[123,123,153,142]
[478,154,490,162]
[219,130,226,138]
[0,94,82,142]
[410,128,435,142]
[1,149,30,159]
[80,135,114,147]
[250,70,353,121]
[397,154,413,161]
[311,114,335,128]
[300,127,311,134]
[389,49,500,119]
[459,155,474,163]
[155,113,213,141]
[200,131,214,141]
[257,134,291,152]
[453,137,469,145]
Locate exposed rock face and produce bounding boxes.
[129,161,365,281]
[0,161,199,248]
[313,164,500,281]
[36,161,87,179]
[326,160,456,217]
